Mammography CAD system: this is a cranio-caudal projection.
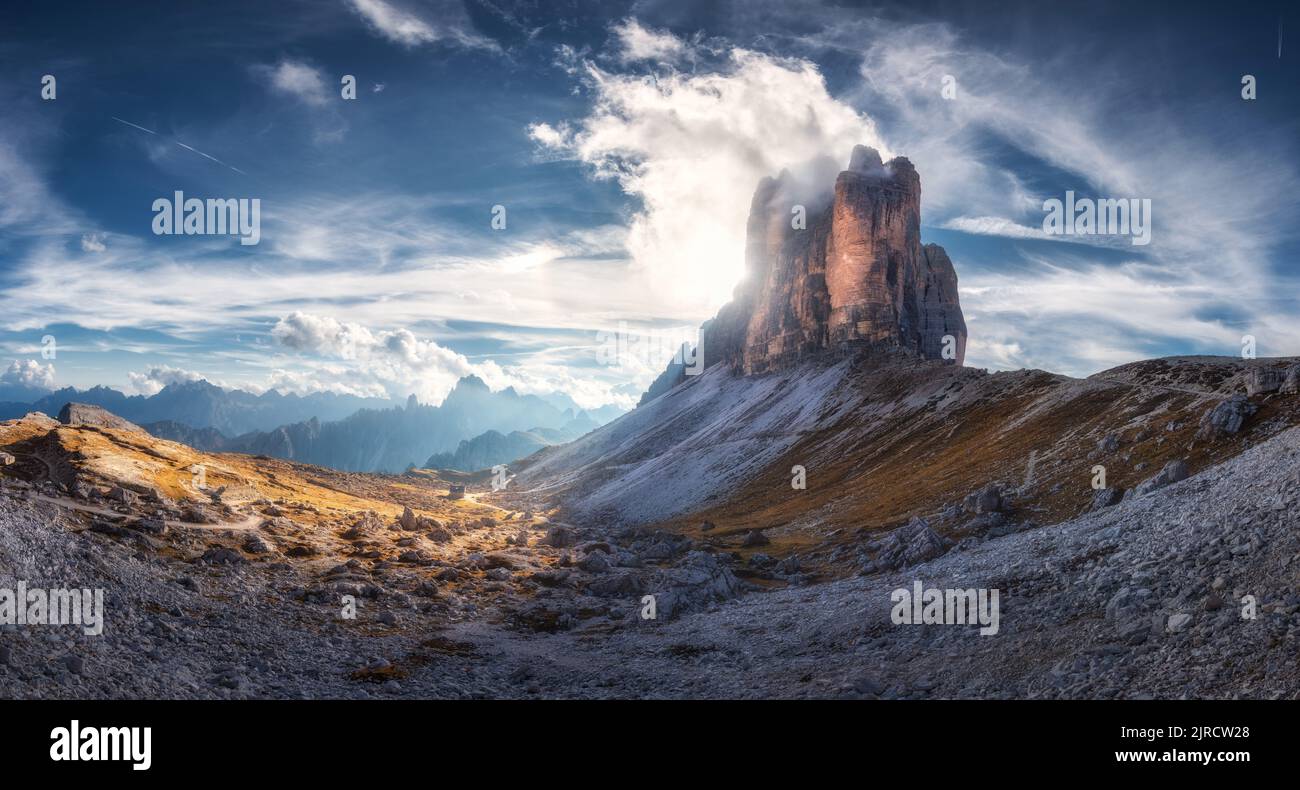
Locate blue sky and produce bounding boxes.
[1,0,1297,409]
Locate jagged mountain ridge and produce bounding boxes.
[5,375,625,475]
[224,376,601,473]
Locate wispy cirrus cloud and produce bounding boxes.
[345,0,498,51]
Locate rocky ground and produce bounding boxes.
[2,414,1297,699]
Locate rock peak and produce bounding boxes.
[847,144,885,175]
[696,146,967,377]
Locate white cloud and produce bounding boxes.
[5,11,1295,407]
[271,311,640,408]
[530,35,885,314]
[0,135,80,237]
[273,311,484,403]
[2,359,55,390]
[536,15,1300,377]
[265,366,389,400]
[80,232,106,253]
[345,0,496,51]
[260,59,330,106]
[612,19,688,63]
[126,364,210,396]
[824,19,1300,374]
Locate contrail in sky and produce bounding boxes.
[111,116,248,175]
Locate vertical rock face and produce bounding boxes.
[704,145,967,375]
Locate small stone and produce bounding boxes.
[60,654,85,675]
[852,675,884,696]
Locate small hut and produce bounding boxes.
[448,484,465,500]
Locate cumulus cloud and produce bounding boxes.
[265,366,390,400]
[272,311,482,403]
[611,19,688,63]
[271,311,641,409]
[530,34,885,312]
[2,359,55,390]
[126,364,209,396]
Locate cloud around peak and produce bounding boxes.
[529,31,885,312]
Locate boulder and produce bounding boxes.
[1127,459,1189,499]
[865,517,951,573]
[542,525,576,548]
[108,486,137,505]
[1089,487,1124,511]
[1245,367,1285,396]
[1196,395,1257,440]
[57,402,143,432]
[963,483,1005,515]
[134,517,168,536]
[198,547,246,565]
[577,551,611,574]
[1282,365,1300,395]
[642,551,744,621]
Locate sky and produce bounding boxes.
[1,0,1297,410]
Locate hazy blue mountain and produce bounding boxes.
[225,376,585,473]
[424,412,599,472]
[140,420,230,452]
[0,382,53,403]
[538,392,628,424]
[0,380,393,436]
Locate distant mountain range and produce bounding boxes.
[224,376,601,473]
[0,380,393,436]
[0,375,626,474]
[424,412,599,472]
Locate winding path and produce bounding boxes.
[30,492,262,531]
